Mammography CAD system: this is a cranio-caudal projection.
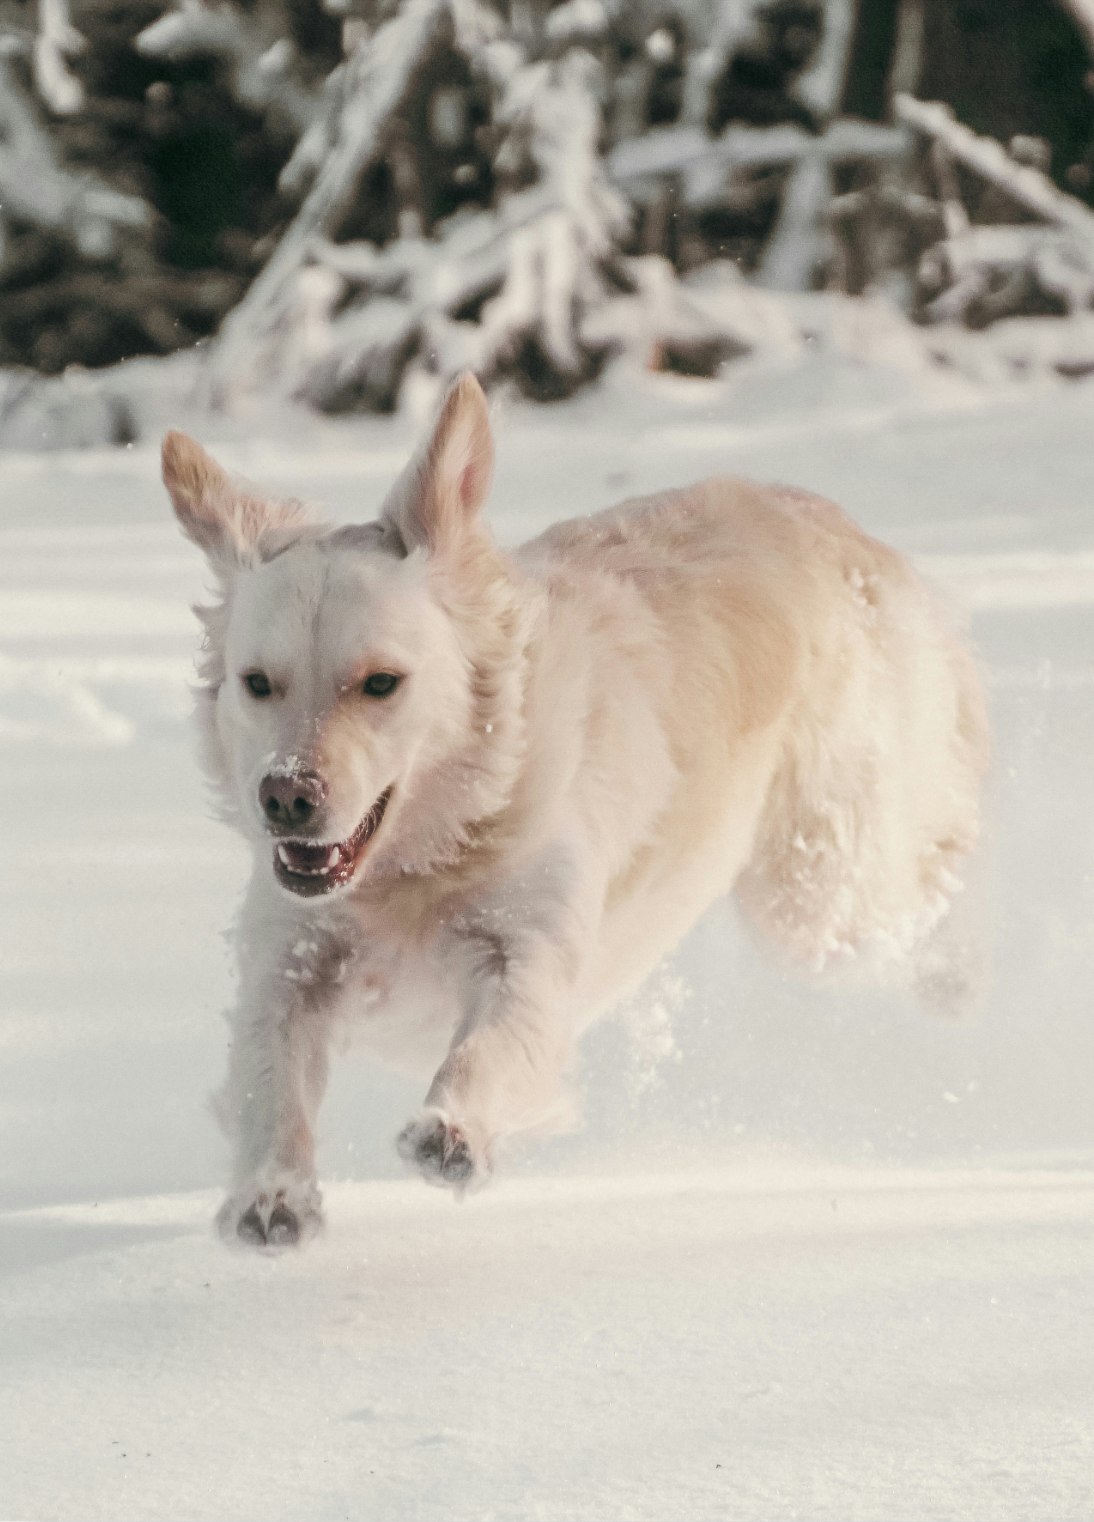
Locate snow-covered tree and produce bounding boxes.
[1,0,1094,411]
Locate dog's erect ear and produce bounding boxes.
[162,431,313,566]
[162,432,234,556]
[383,373,494,553]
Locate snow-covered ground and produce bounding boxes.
[2,355,1093,1520]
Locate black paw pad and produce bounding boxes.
[441,1138,475,1183]
[237,1204,267,1245]
[398,1115,481,1187]
[415,1125,447,1175]
[266,1203,300,1246]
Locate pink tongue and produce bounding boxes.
[281,841,339,871]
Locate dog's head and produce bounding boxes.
[163,374,528,897]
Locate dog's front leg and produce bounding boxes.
[398,862,591,1190]
[215,974,334,1248]
[397,953,572,1189]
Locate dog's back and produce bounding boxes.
[518,476,989,997]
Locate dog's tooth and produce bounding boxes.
[326,846,340,868]
[277,845,291,866]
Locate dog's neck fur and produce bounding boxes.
[362,532,545,890]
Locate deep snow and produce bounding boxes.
[1,354,1093,1520]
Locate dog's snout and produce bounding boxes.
[259,771,327,833]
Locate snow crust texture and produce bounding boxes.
[1,359,1093,1518]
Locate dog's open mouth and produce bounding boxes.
[272,788,392,897]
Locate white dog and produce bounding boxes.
[163,373,988,1246]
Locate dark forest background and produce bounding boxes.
[2,0,1093,421]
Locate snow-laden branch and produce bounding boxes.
[1059,0,1094,57]
[300,152,624,406]
[895,94,1094,242]
[206,0,448,402]
[136,0,319,135]
[33,0,86,116]
[608,118,907,202]
[0,57,149,253]
[918,225,1094,324]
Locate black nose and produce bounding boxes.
[259,771,327,832]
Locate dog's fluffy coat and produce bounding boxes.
[163,374,988,1245]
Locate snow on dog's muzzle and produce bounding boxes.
[272,788,392,896]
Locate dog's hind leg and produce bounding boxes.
[735,618,988,979]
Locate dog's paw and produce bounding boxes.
[396,1108,490,1192]
[216,1179,323,1249]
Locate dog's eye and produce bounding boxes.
[243,671,273,699]
[362,672,400,698]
